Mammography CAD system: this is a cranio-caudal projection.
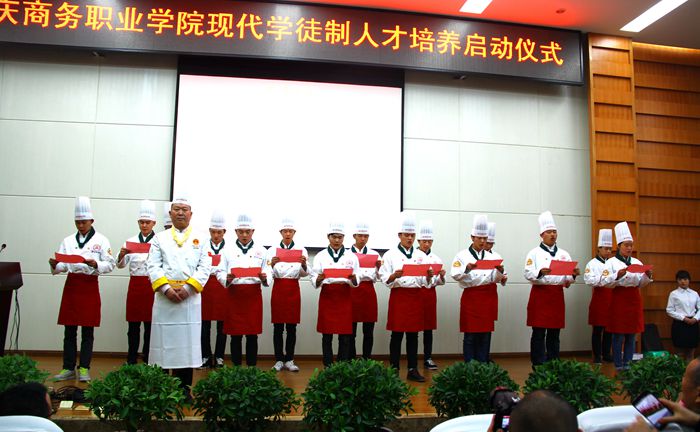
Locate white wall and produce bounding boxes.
[0,46,591,357]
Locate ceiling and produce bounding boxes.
[294,0,700,49]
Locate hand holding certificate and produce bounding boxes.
[627,264,653,273]
[54,253,86,264]
[402,264,431,277]
[276,248,302,263]
[356,254,379,268]
[474,259,503,270]
[548,260,578,276]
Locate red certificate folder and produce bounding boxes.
[125,241,151,254]
[627,264,653,273]
[402,264,431,277]
[276,248,302,263]
[548,260,578,276]
[210,254,221,267]
[324,268,353,278]
[356,254,379,268]
[474,259,503,270]
[231,267,261,278]
[429,263,443,273]
[54,253,85,264]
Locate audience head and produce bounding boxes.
[506,390,580,432]
[681,358,700,412]
[0,382,53,418]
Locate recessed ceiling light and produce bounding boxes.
[620,0,688,32]
[459,0,493,14]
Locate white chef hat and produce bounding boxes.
[354,221,370,235]
[597,228,613,248]
[74,196,93,221]
[398,211,417,233]
[328,221,345,235]
[163,202,172,226]
[171,192,191,208]
[487,222,496,243]
[138,200,156,222]
[235,213,254,230]
[279,217,296,231]
[614,221,633,244]
[471,214,489,237]
[210,210,226,230]
[418,220,434,240]
[538,211,557,234]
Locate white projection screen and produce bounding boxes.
[173,73,403,249]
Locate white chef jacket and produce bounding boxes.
[379,246,430,289]
[310,246,360,287]
[423,250,446,288]
[601,255,652,288]
[208,240,225,277]
[147,226,211,369]
[350,245,380,283]
[583,256,607,287]
[451,246,505,288]
[116,234,153,276]
[51,230,115,276]
[523,243,575,285]
[266,242,309,281]
[216,240,269,286]
[667,287,700,321]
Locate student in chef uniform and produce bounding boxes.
[310,221,359,367]
[484,221,508,347]
[451,215,506,363]
[200,210,228,368]
[584,228,614,365]
[147,194,210,398]
[379,212,433,383]
[523,211,580,367]
[216,213,269,367]
[416,220,446,371]
[666,270,699,362]
[267,217,308,373]
[49,197,116,382]
[349,221,380,360]
[162,202,172,230]
[601,221,653,370]
[116,200,157,366]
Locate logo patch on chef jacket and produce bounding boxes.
[193,239,200,248]
[92,244,101,252]
[585,268,590,273]
[526,258,533,266]
[107,248,112,256]
[452,261,461,268]
[602,269,609,276]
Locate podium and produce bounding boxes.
[0,262,23,356]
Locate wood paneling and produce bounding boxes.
[596,133,635,162]
[634,43,700,67]
[639,197,700,226]
[638,142,700,172]
[635,61,700,92]
[636,88,700,118]
[636,114,700,145]
[638,169,700,199]
[637,253,700,281]
[638,225,700,254]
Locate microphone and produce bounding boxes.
[0,244,5,254]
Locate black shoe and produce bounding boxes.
[407,368,425,382]
[603,356,614,363]
[424,359,438,370]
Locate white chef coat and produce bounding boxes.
[601,255,652,288]
[423,250,446,288]
[266,241,309,281]
[51,230,115,276]
[350,245,380,283]
[310,247,360,287]
[523,243,575,285]
[379,246,430,288]
[451,246,505,288]
[116,234,153,276]
[215,240,269,286]
[583,256,607,287]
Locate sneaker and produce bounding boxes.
[272,361,284,372]
[200,357,210,368]
[215,358,224,368]
[53,369,75,381]
[78,367,91,382]
[424,359,438,370]
[407,368,425,382]
[284,360,300,372]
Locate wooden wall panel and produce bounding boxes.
[636,88,700,118]
[638,169,700,199]
[638,142,700,171]
[638,253,700,281]
[636,114,700,145]
[637,225,700,254]
[639,197,700,226]
[596,133,635,162]
[635,61,700,92]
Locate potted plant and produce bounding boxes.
[192,365,299,432]
[428,360,519,418]
[619,354,686,401]
[0,354,49,392]
[85,363,184,432]
[302,359,416,432]
[524,359,616,413]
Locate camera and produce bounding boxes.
[490,387,520,431]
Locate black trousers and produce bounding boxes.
[463,332,492,362]
[171,368,193,397]
[592,326,612,362]
[530,327,560,366]
[201,320,226,360]
[321,334,352,366]
[273,323,297,362]
[389,331,418,370]
[350,322,375,359]
[423,329,433,360]
[126,321,151,365]
[63,325,94,370]
[230,335,257,366]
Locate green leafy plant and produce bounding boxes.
[85,364,184,432]
[524,359,616,413]
[428,360,520,418]
[0,355,49,393]
[192,365,299,432]
[302,359,417,432]
[619,355,686,401]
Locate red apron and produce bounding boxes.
[422,286,437,330]
[201,275,227,321]
[125,275,154,322]
[386,288,424,332]
[607,285,644,334]
[526,284,565,329]
[58,273,100,327]
[271,278,301,324]
[223,283,262,335]
[588,286,613,327]
[460,285,497,333]
[486,283,498,322]
[317,283,352,334]
[351,281,378,323]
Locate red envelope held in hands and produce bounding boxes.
[276,248,302,263]
[210,254,221,267]
[55,253,86,264]
[126,241,151,254]
[231,267,261,278]
[356,254,379,268]
[548,260,578,276]
[474,259,503,270]
[430,264,443,273]
[402,264,431,277]
[324,268,353,279]
[627,264,653,273]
